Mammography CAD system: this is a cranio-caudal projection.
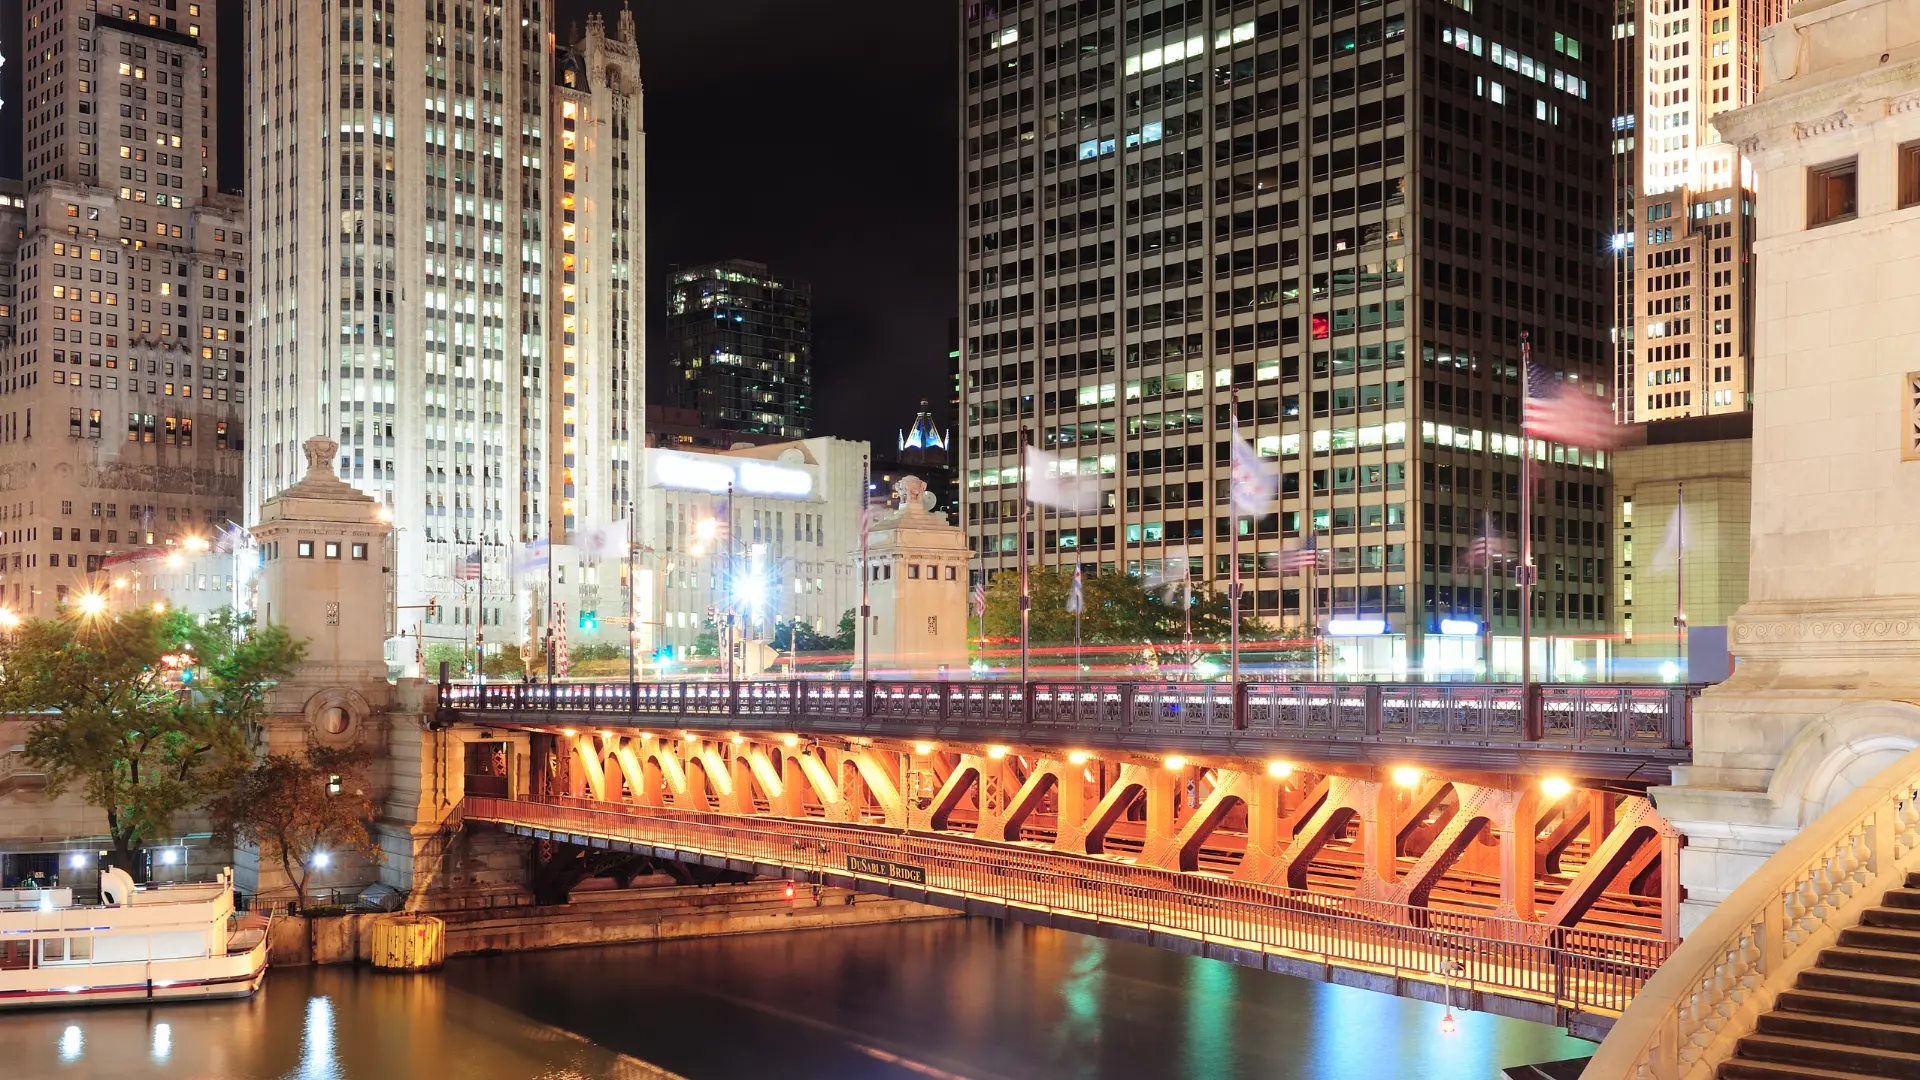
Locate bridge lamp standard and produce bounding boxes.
[1540,776,1573,799]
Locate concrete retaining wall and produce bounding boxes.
[266,881,953,967]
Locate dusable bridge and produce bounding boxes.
[439,678,1699,1037]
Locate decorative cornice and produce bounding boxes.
[1793,108,1853,140]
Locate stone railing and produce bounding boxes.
[1582,747,1920,1079]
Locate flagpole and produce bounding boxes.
[1018,427,1031,688]
[627,501,638,684]
[1519,332,1537,696]
[1228,388,1242,691]
[859,463,870,687]
[1674,479,1687,674]
[1482,510,1495,683]
[474,540,485,687]
[1074,568,1083,679]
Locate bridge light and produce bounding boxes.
[913,743,935,756]
[1541,776,1572,799]
[1067,750,1089,765]
[638,732,653,740]
[782,735,800,748]
[783,883,795,900]
[1439,1010,1457,1035]
[986,745,1008,759]
[561,728,577,737]
[1267,760,1293,779]
[1164,755,1188,771]
[682,732,698,742]
[599,731,613,739]
[730,735,745,745]
[1392,766,1422,787]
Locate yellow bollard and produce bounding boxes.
[370,913,445,972]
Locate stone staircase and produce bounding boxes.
[1719,872,1920,1079]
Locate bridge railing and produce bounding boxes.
[443,679,1698,750]
[467,793,1665,1019]
[1581,746,1920,1079]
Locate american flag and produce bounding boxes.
[1279,537,1322,573]
[1228,414,1279,515]
[1524,359,1618,449]
[1464,516,1506,568]
[1066,567,1084,614]
[456,549,482,580]
[970,581,987,617]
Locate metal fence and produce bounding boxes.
[443,679,1697,751]
[465,795,1665,1017]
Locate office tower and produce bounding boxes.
[246,1,644,651]
[0,2,247,614]
[665,259,813,440]
[1623,0,1784,422]
[958,0,1618,675]
[1610,0,1638,423]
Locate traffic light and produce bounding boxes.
[426,597,439,618]
[578,610,597,631]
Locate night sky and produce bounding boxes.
[0,1,960,449]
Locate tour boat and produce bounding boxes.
[0,867,269,1008]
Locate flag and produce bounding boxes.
[100,548,166,569]
[1279,536,1321,573]
[575,519,628,560]
[1228,414,1279,515]
[1025,445,1105,512]
[1066,567,1084,615]
[1524,359,1619,448]
[456,549,482,580]
[1464,522,1506,568]
[1651,502,1687,571]
[970,581,987,617]
[513,539,550,575]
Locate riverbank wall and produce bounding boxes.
[265,880,955,966]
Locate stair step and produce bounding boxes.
[1861,906,1920,931]
[1908,872,1920,890]
[1758,1011,1920,1054]
[1733,1033,1920,1078]
[1799,967,1920,1003]
[1719,1060,1896,1080]
[1777,988,1920,1028]
[1878,888,1920,911]
[1839,924,1920,955]
[1818,946,1920,979]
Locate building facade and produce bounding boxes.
[1608,412,1750,680]
[635,437,867,664]
[665,258,812,440]
[244,0,645,658]
[958,0,1618,676]
[1620,0,1784,422]
[0,3,248,614]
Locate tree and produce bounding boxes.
[1,606,304,877]
[210,746,379,911]
[771,618,841,654]
[978,568,1300,666]
[833,608,858,651]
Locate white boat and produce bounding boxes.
[0,867,269,1008]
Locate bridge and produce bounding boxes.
[440,678,1697,1037]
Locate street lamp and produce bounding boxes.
[76,593,108,619]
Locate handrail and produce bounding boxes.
[440,678,1702,752]
[1582,746,1920,1080]
[466,794,1664,1019]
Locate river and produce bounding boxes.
[0,919,1593,1079]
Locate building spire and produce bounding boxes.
[619,0,637,46]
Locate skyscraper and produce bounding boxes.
[245,0,645,652]
[1621,0,1783,422]
[958,0,1619,675]
[665,258,812,440]
[0,1,248,614]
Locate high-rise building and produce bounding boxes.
[1620,0,1784,422]
[245,1,645,653]
[665,259,812,440]
[958,0,1619,675]
[0,2,248,614]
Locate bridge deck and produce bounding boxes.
[444,679,1696,781]
[463,794,1662,1037]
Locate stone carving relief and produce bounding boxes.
[83,462,240,497]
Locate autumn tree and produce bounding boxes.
[210,746,379,911]
[979,568,1301,666]
[2,606,304,876]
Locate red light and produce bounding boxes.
[784,884,795,899]
[1311,314,1330,340]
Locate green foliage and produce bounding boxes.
[210,744,379,912]
[771,618,843,654]
[421,643,469,677]
[687,618,719,660]
[569,642,623,662]
[3,606,304,875]
[833,609,858,651]
[481,649,525,679]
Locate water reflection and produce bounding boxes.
[0,919,1592,1079]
